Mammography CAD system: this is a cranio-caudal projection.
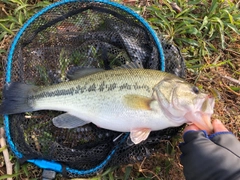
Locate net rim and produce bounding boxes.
[5,0,165,83]
[4,0,165,176]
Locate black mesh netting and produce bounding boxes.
[5,1,185,178]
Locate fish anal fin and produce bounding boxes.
[123,94,154,110]
[52,113,89,129]
[130,128,151,144]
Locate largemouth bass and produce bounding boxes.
[0,68,215,144]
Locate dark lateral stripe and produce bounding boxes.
[29,82,151,100]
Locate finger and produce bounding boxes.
[183,124,201,134]
[212,119,229,133]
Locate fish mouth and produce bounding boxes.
[201,95,215,114]
[184,96,215,133]
[187,112,213,133]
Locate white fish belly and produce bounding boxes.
[62,92,181,132]
[30,69,182,132]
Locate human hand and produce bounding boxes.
[179,119,240,180]
[183,119,229,134]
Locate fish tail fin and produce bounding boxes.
[0,82,35,115]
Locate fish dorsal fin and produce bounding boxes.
[52,113,89,129]
[115,61,144,69]
[67,67,105,80]
[123,94,154,110]
[67,61,143,80]
[130,128,151,144]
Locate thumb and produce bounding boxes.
[212,119,229,133]
[183,124,200,134]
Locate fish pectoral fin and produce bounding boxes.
[123,94,155,110]
[130,128,151,144]
[52,113,89,129]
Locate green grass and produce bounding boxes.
[0,0,239,179]
[146,0,240,65]
[0,0,52,40]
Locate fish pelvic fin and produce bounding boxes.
[123,94,154,110]
[0,82,35,115]
[130,128,151,144]
[52,113,90,129]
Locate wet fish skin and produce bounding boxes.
[0,69,215,144]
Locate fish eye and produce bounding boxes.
[192,86,199,94]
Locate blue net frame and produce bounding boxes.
[4,0,165,177]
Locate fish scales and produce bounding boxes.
[0,68,215,144]
[29,70,160,114]
[29,69,171,106]
[22,69,174,134]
